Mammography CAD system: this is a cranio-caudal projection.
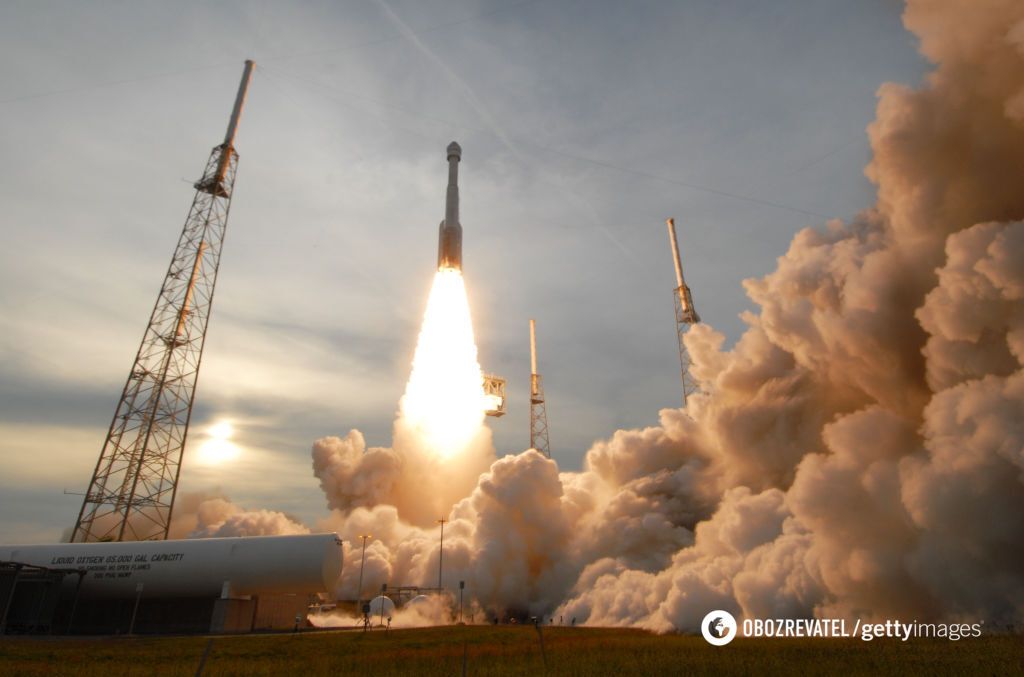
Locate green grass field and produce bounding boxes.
[1,626,1020,676]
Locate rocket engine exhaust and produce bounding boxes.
[437,141,463,271]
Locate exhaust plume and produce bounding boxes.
[399,269,488,458]
[312,268,496,528]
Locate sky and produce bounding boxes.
[0,0,928,543]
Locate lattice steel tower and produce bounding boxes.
[666,217,701,406]
[71,61,255,543]
[529,319,551,458]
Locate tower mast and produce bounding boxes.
[529,319,551,458]
[666,217,700,406]
[71,60,255,542]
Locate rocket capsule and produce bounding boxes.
[437,141,463,271]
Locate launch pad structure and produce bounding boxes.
[483,374,507,417]
[666,218,701,406]
[70,61,255,543]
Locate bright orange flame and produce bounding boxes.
[400,269,487,458]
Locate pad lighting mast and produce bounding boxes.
[436,518,448,590]
[356,534,372,613]
[529,319,551,458]
[666,217,701,406]
[71,60,255,542]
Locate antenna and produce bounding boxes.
[529,319,551,458]
[70,61,255,543]
[666,218,700,406]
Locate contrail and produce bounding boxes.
[370,0,643,269]
[372,0,527,165]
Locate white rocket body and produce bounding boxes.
[437,141,463,271]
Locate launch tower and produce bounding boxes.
[529,319,551,458]
[71,61,255,542]
[666,217,700,406]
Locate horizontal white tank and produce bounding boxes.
[0,533,342,599]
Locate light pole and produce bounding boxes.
[356,534,371,616]
[436,518,448,590]
[459,580,465,624]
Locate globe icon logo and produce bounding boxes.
[701,610,738,646]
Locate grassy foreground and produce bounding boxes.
[1,625,1021,676]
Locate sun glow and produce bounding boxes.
[196,420,240,465]
[400,269,488,458]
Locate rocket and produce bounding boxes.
[437,141,463,271]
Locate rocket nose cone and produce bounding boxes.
[447,141,462,160]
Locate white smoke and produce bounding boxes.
[169,491,308,539]
[552,0,1024,630]
[309,592,462,629]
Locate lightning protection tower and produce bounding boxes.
[529,319,551,458]
[666,217,701,406]
[71,61,255,543]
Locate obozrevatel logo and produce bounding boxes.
[701,610,738,646]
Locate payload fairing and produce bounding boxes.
[437,141,463,271]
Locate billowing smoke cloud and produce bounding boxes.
[315,450,575,617]
[554,0,1024,630]
[312,424,495,529]
[243,0,1024,630]
[169,491,308,539]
